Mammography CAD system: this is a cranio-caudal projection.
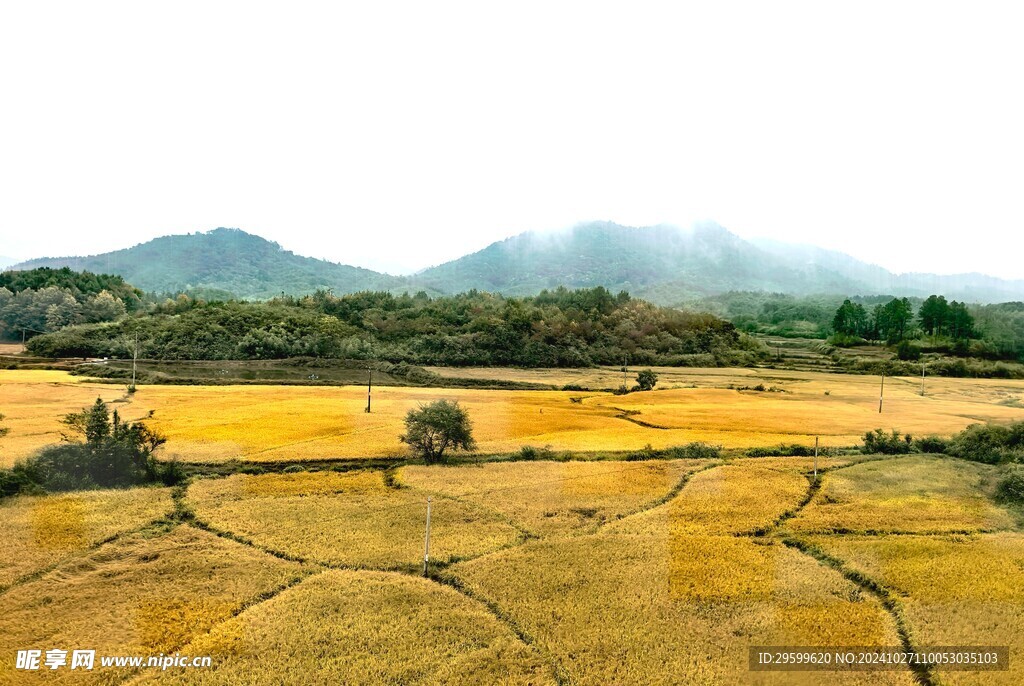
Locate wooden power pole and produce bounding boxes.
[879,374,885,413]
[365,370,372,413]
[814,436,819,479]
[422,496,432,577]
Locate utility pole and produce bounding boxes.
[622,354,628,390]
[920,364,926,397]
[130,333,139,392]
[814,436,819,479]
[365,370,372,413]
[422,496,432,577]
[879,373,885,413]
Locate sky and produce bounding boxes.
[1,1,1022,278]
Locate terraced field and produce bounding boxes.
[0,451,1019,684]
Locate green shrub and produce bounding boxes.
[996,467,1024,504]
[933,421,1024,464]
[157,459,187,486]
[282,464,305,473]
[515,445,556,461]
[666,442,721,460]
[745,444,817,458]
[0,398,167,497]
[913,435,949,454]
[862,429,913,455]
[896,340,922,361]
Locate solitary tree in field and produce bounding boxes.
[400,400,476,464]
[636,369,658,391]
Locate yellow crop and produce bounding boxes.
[5,368,1024,465]
[0,525,308,685]
[448,533,912,685]
[788,455,1015,534]
[608,464,810,535]
[0,486,173,589]
[809,534,1024,686]
[186,471,522,570]
[398,459,711,537]
[143,570,555,685]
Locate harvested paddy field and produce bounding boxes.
[0,452,1019,684]
[3,369,1024,465]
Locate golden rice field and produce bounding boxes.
[446,535,912,685]
[3,368,1024,466]
[3,365,1024,683]
[786,454,1016,535]
[0,486,173,590]
[138,570,554,686]
[186,471,523,570]
[0,450,1020,683]
[398,459,711,537]
[807,534,1024,686]
[0,526,309,686]
[607,463,810,536]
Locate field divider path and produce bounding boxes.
[0,488,193,597]
[718,455,934,685]
[428,568,571,686]
[591,460,723,533]
[0,515,176,596]
[608,406,671,430]
[780,537,935,686]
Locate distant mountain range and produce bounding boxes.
[9,223,1024,304]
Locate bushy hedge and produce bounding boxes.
[946,422,1024,464]
[862,429,914,455]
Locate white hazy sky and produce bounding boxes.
[1,1,1022,278]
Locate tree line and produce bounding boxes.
[0,268,141,340]
[26,286,762,368]
[832,295,975,344]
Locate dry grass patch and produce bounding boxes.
[138,570,555,685]
[399,459,712,537]
[788,455,1015,534]
[0,486,173,589]
[809,533,1024,686]
[608,464,810,535]
[187,471,521,569]
[0,526,308,685]
[448,534,912,685]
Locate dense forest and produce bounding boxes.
[695,291,1024,364]
[0,268,141,340]
[25,286,762,367]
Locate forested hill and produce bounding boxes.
[415,222,1024,304]
[26,287,762,368]
[11,223,1024,303]
[11,228,404,300]
[414,222,864,299]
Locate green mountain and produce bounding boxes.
[10,228,403,299]
[9,222,1023,303]
[414,222,867,301]
[414,222,1024,304]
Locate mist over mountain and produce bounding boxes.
[8,223,1023,303]
[414,222,1024,304]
